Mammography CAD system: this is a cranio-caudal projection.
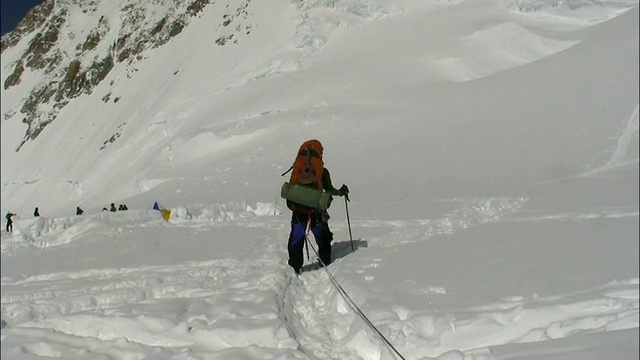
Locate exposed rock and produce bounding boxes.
[2,0,257,151]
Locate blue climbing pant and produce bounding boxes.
[287,211,333,273]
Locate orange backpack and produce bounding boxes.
[286,139,324,189]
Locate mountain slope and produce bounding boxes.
[1,1,638,359]
[2,1,638,217]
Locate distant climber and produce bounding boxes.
[76,207,84,215]
[34,207,40,217]
[5,212,15,232]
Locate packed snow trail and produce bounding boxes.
[2,196,638,359]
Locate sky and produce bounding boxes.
[0,0,639,359]
[0,0,44,36]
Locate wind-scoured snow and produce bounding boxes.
[1,0,638,359]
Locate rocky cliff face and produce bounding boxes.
[0,0,257,151]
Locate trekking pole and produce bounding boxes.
[344,195,354,251]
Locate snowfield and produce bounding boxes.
[1,0,638,359]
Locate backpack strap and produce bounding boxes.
[283,146,321,177]
[298,147,321,159]
[281,166,293,177]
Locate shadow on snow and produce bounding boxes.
[301,238,368,272]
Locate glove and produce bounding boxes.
[338,184,349,197]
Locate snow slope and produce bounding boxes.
[1,0,638,359]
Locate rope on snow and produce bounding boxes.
[303,236,407,360]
